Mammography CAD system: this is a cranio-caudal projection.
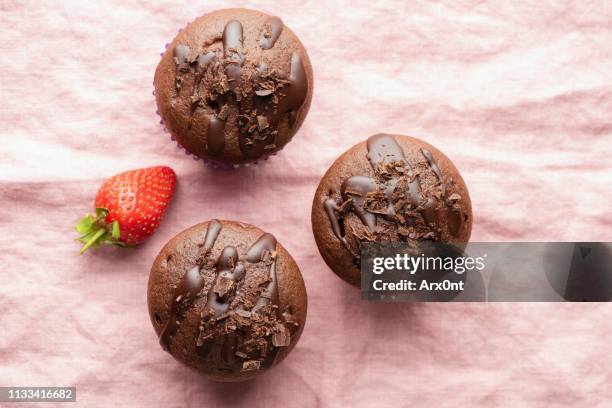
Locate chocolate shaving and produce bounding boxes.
[235,309,252,318]
[217,104,229,120]
[214,312,230,322]
[253,134,269,141]
[196,332,213,347]
[255,89,274,96]
[350,224,376,242]
[432,190,444,200]
[398,227,412,237]
[365,191,390,214]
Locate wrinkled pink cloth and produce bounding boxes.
[1,1,612,407]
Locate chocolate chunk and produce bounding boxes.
[214,276,235,299]
[241,360,261,372]
[271,325,290,347]
[282,308,295,323]
[257,115,269,130]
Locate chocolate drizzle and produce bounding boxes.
[159,220,223,351]
[222,20,244,88]
[170,17,308,159]
[259,17,283,50]
[247,234,280,312]
[206,117,226,155]
[203,219,223,251]
[157,220,297,374]
[284,52,308,127]
[324,134,465,258]
[159,266,206,351]
[173,45,191,91]
[247,233,277,263]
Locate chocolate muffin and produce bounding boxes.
[154,8,313,165]
[312,134,473,286]
[147,220,307,381]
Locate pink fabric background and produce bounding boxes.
[1,1,612,406]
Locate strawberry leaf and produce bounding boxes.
[79,228,107,254]
[75,215,94,234]
[78,229,97,244]
[111,220,121,240]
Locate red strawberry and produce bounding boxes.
[76,166,177,253]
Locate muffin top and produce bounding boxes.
[154,8,313,164]
[312,134,473,286]
[148,220,307,381]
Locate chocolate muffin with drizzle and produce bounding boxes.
[312,134,473,286]
[154,8,313,165]
[148,220,307,381]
